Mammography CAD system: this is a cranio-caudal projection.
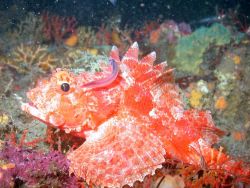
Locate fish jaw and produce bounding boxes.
[21,102,47,123]
[21,102,65,128]
[21,102,78,132]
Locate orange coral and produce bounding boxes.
[42,12,77,44]
[215,96,228,110]
[232,131,246,141]
[64,33,78,47]
[232,55,241,64]
[149,29,161,44]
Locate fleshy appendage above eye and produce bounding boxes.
[61,82,70,92]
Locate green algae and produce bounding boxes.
[172,23,232,74]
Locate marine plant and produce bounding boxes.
[0,142,78,188]
[10,12,44,44]
[77,26,97,48]
[0,12,44,53]
[42,12,77,44]
[150,20,192,45]
[61,49,108,72]
[4,43,58,73]
[172,23,232,74]
[0,5,27,32]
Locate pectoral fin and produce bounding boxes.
[67,116,165,187]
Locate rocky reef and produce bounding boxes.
[0,6,249,187]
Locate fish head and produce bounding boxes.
[22,69,120,137]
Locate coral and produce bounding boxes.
[149,28,161,44]
[214,96,228,110]
[140,20,192,47]
[232,54,241,64]
[158,20,192,44]
[0,5,27,32]
[9,12,44,44]
[232,131,246,141]
[61,49,108,72]
[64,33,78,47]
[0,143,78,188]
[45,127,84,153]
[42,12,77,44]
[189,89,203,108]
[0,113,10,127]
[187,80,212,109]
[208,44,250,161]
[214,70,236,97]
[95,24,112,46]
[133,21,160,42]
[136,20,192,63]
[77,26,112,54]
[3,43,58,73]
[95,23,132,53]
[0,112,11,140]
[0,12,43,53]
[171,23,232,74]
[77,26,97,48]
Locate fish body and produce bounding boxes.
[22,42,250,187]
[190,14,225,26]
[109,0,117,6]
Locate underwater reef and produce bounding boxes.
[0,3,250,188]
[171,23,232,75]
[0,143,78,187]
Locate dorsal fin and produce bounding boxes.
[122,42,139,62]
[152,67,175,88]
[140,51,156,66]
[120,42,139,72]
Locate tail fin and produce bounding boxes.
[173,110,250,180]
[176,109,225,145]
[197,139,250,180]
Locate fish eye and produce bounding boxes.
[61,83,70,92]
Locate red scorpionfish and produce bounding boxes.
[22,42,250,187]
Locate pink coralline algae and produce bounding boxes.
[42,12,77,44]
[0,143,78,188]
[160,20,192,43]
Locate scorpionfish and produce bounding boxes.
[22,42,250,187]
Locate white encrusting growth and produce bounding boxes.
[149,108,159,119]
[120,64,135,86]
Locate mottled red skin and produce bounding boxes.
[22,42,250,187]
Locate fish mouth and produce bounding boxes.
[22,102,84,134]
[28,101,37,108]
[21,102,47,122]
